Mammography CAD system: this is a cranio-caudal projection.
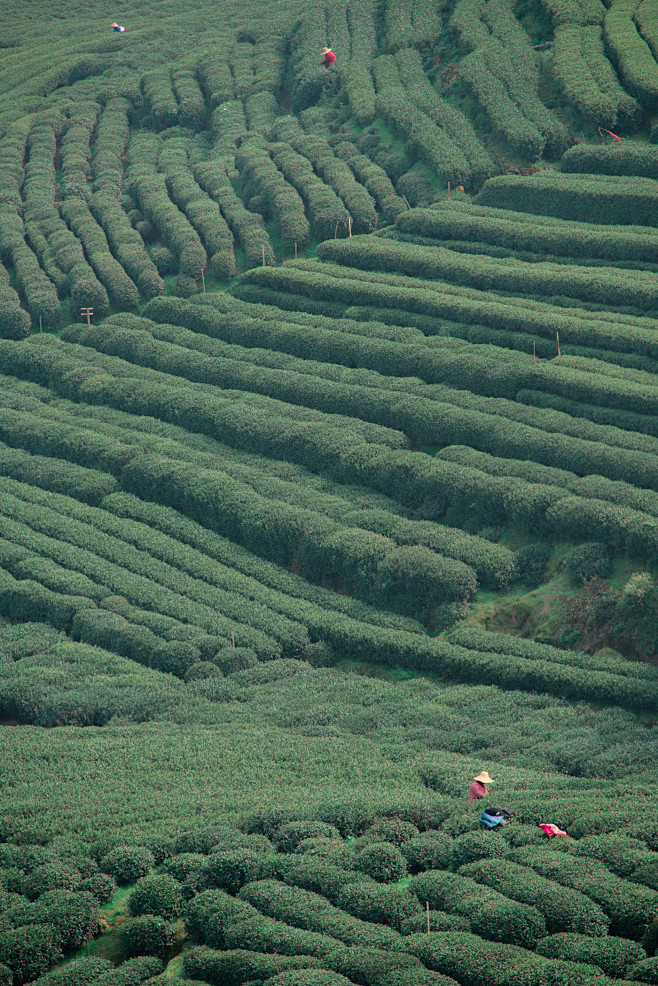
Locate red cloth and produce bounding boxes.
[321,51,336,66]
[538,823,567,837]
[468,780,487,805]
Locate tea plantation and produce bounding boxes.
[1,0,658,983]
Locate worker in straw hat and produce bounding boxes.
[468,770,493,807]
[321,46,337,67]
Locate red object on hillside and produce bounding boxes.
[321,47,336,66]
[601,129,621,141]
[538,822,568,837]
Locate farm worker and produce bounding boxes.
[468,770,493,806]
[111,22,126,32]
[538,822,568,837]
[321,47,337,67]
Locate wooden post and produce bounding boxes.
[402,195,411,210]
[232,631,236,650]
[80,307,93,326]
[556,331,561,357]
[426,900,430,934]
[348,216,352,238]
[334,221,338,239]
[39,316,42,333]
[262,244,266,267]
[447,181,450,201]
[294,242,298,259]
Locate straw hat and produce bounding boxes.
[474,771,493,784]
[111,22,119,27]
[322,47,333,53]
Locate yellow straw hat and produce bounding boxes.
[322,47,332,53]
[474,771,493,783]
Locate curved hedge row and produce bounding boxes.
[318,234,658,311]
[394,203,658,266]
[552,24,639,127]
[409,870,546,949]
[562,142,658,178]
[511,847,658,938]
[459,859,610,937]
[131,174,207,280]
[332,143,406,222]
[236,139,309,252]
[269,142,350,242]
[59,199,140,309]
[604,0,658,108]
[194,162,275,268]
[237,879,402,949]
[165,170,236,281]
[476,171,658,226]
[142,67,178,130]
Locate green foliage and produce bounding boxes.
[352,842,407,883]
[536,932,646,978]
[565,542,613,585]
[119,917,176,959]
[100,847,155,886]
[128,875,183,921]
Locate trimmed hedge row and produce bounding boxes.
[318,233,658,311]
[395,203,658,266]
[59,199,140,309]
[552,24,640,126]
[476,171,658,226]
[0,258,31,339]
[142,67,179,130]
[88,192,164,300]
[165,168,236,281]
[340,63,376,127]
[239,259,658,362]
[536,932,646,977]
[604,0,658,108]
[269,141,350,241]
[458,859,610,937]
[194,162,275,268]
[562,141,658,178]
[384,0,443,49]
[393,48,496,186]
[237,879,402,949]
[512,847,658,938]
[273,121,378,234]
[409,870,546,948]
[172,68,206,129]
[236,139,309,251]
[332,142,406,222]
[131,174,207,280]
[209,101,248,158]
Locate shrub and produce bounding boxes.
[77,873,117,904]
[399,833,452,874]
[410,871,546,949]
[513,543,552,587]
[183,945,322,986]
[264,971,353,986]
[565,543,612,585]
[162,854,207,883]
[128,875,183,921]
[336,881,421,929]
[629,957,658,983]
[451,831,510,869]
[0,925,61,985]
[274,822,342,854]
[400,911,470,934]
[353,843,407,883]
[360,818,420,847]
[99,847,155,885]
[200,850,263,894]
[119,916,176,959]
[536,932,647,978]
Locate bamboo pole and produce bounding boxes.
[556,331,561,357]
[426,901,430,933]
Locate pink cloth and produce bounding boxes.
[538,823,567,837]
[468,780,487,805]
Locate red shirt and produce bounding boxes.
[321,51,336,66]
[468,780,487,805]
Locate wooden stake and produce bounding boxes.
[348,216,352,238]
[334,220,338,239]
[402,195,411,210]
[80,307,93,326]
[232,631,236,650]
[39,316,42,333]
[447,181,450,201]
[294,241,298,259]
[426,900,430,934]
[201,269,206,293]
[262,244,266,267]
[556,331,561,357]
